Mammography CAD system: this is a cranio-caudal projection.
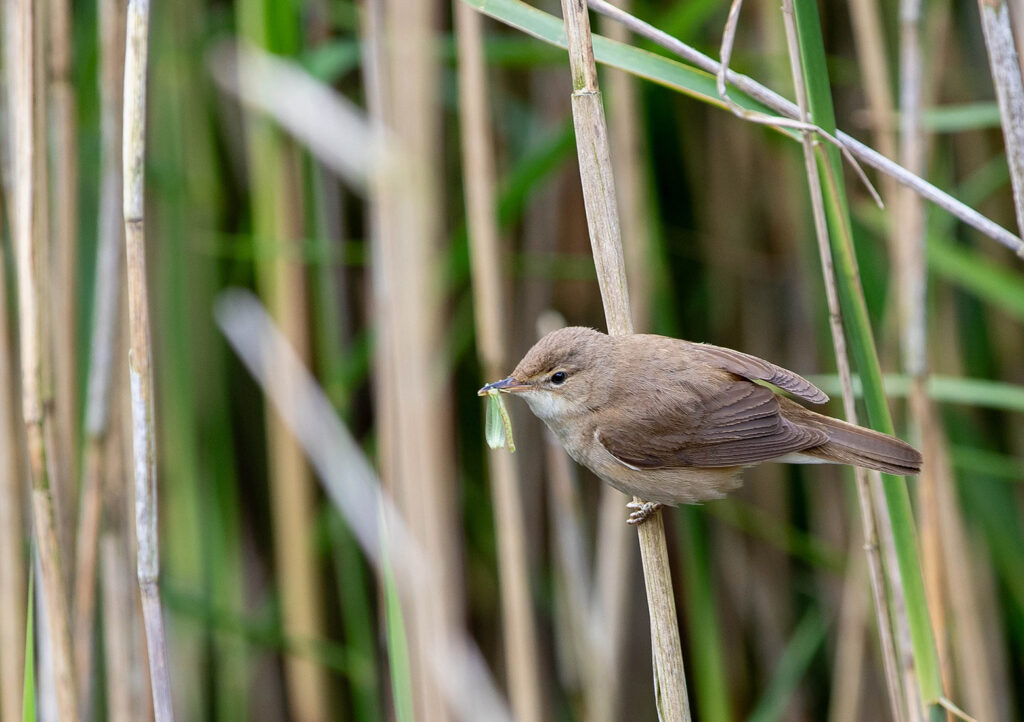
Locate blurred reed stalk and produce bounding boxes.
[894,0,942,716]
[370,0,463,717]
[122,0,173,717]
[100,355,139,722]
[787,0,948,718]
[0,204,26,722]
[557,0,690,717]
[775,3,907,719]
[590,9,649,720]
[47,0,78,548]
[897,0,950,698]
[454,5,543,721]
[976,0,1024,239]
[8,0,78,717]
[75,0,126,704]
[234,1,331,716]
[904,0,1001,716]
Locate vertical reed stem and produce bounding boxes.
[557,0,690,718]
[0,203,26,722]
[591,9,650,719]
[47,0,78,552]
[455,5,543,721]
[778,2,906,720]
[9,0,78,717]
[122,1,174,717]
[75,0,127,703]
[371,0,462,717]
[976,0,1024,239]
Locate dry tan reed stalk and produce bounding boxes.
[261,146,331,721]
[8,0,79,717]
[894,0,947,716]
[454,5,543,721]
[0,212,26,722]
[977,0,1024,238]
[777,2,907,720]
[827,550,869,722]
[592,9,650,718]
[846,0,902,345]
[370,0,463,718]
[896,0,957,709]
[557,0,690,718]
[47,0,78,553]
[230,1,331,716]
[99,373,136,722]
[122,1,174,717]
[75,0,127,703]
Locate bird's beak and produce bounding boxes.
[478,376,530,396]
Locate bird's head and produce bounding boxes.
[478,326,612,422]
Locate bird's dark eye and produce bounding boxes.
[550,371,568,385]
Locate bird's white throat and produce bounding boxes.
[520,389,573,422]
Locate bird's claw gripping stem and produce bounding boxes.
[626,500,662,525]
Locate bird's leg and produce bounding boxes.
[626,500,663,525]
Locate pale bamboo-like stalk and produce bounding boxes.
[232,0,331,715]
[101,369,136,722]
[47,0,78,552]
[777,2,907,720]
[122,1,173,718]
[977,0,1024,238]
[592,7,651,719]
[846,0,901,339]
[895,0,945,714]
[557,0,690,718]
[899,8,999,708]
[371,0,462,717]
[827,550,869,722]
[0,206,26,722]
[454,5,543,721]
[75,0,127,703]
[583,0,1024,256]
[9,0,78,717]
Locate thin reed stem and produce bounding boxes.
[47,0,78,559]
[122,0,174,717]
[75,0,126,703]
[976,0,1024,238]
[0,205,26,722]
[233,0,332,715]
[557,0,690,717]
[591,10,649,719]
[787,0,947,717]
[777,4,906,719]
[455,5,543,721]
[9,0,78,716]
[369,0,463,717]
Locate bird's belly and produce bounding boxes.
[545,420,744,505]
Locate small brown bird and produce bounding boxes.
[480,327,922,524]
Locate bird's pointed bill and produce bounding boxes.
[477,376,529,395]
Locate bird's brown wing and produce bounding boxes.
[596,374,829,469]
[684,342,829,404]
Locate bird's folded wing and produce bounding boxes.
[686,342,829,404]
[597,381,829,468]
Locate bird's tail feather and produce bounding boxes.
[779,398,922,475]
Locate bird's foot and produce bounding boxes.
[626,501,663,526]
